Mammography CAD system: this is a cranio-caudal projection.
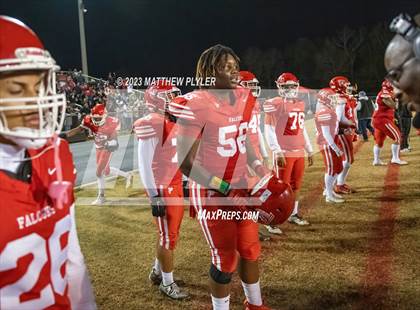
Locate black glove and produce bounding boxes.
[150,196,165,217]
[58,132,67,139]
[104,139,119,152]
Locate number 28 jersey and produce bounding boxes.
[168,88,255,185]
[0,140,95,310]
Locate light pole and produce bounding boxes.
[78,0,88,75]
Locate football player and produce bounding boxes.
[133,81,188,299]
[264,73,314,228]
[238,71,271,241]
[371,80,407,165]
[314,88,345,203]
[329,76,357,194]
[0,16,96,309]
[238,71,268,170]
[63,103,133,204]
[168,44,276,309]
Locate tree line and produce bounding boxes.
[242,22,393,94]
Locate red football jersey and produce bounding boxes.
[133,113,182,186]
[344,96,356,122]
[248,100,262,155]
[373,90,395,121]
[264,97,306,153]
[0,140,77,309]
[315,105,339,146]
[81,115,120,148]
[168,88,255,186]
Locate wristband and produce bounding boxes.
[208,176,230,195]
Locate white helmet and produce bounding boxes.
[0,16,66,149]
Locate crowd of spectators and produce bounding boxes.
[57,70,147,131]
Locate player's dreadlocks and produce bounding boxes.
[196,44,240,88]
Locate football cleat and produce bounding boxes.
[264,225,283,235]
[335,185,351,194]
[159,282,189,300]
[288,215,310,226]
[149,267,162,285]
[373,160,387,166]
[322,189,343,199]
[400,148,410,153]
[325,196,345,203]
[91,196,106,205]
[244,300,271,310]
[125,173,133,189]
[391,159,408,165]
[342,184,356,193]
[258,225,271,241]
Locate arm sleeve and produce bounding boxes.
[303,127,313,154]
[321,125,340,153]
[336,104,353,125]
[137,137,159,197]
[264,124,282,152]
[257,126,268,158]
[79,116,92,131]
[67,206,97,310]
[353,106,359,128]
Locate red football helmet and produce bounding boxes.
[382,79,394,92]
[248,173,295,225]
[145,80,181,113]
[329,76,350,95]
[239,71,261,98]
[317,88,339,109]
[0,16,66,149]
[91,103,107,126]
[276,72,299,98]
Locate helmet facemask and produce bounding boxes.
[240,80,261,98]
[278,82,299,98]
[156,87,181,112]
[0,50,66,149]
[91,113,107,126]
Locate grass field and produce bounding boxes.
[74,132,420,310]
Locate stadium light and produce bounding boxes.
[78,0,89,75]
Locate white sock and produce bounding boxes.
[161,271,174,286]
[153,258,161,274]
[211,295,230,310]
[97,175,105,196]
[291,201,299,216]
[337,161,351,186]
[391,144,400,161]
[242,280,262,306]
[373,145,381,162]
[324,173,335,198]
[110,166,129,178]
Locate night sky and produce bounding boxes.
[1,0,419,79]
